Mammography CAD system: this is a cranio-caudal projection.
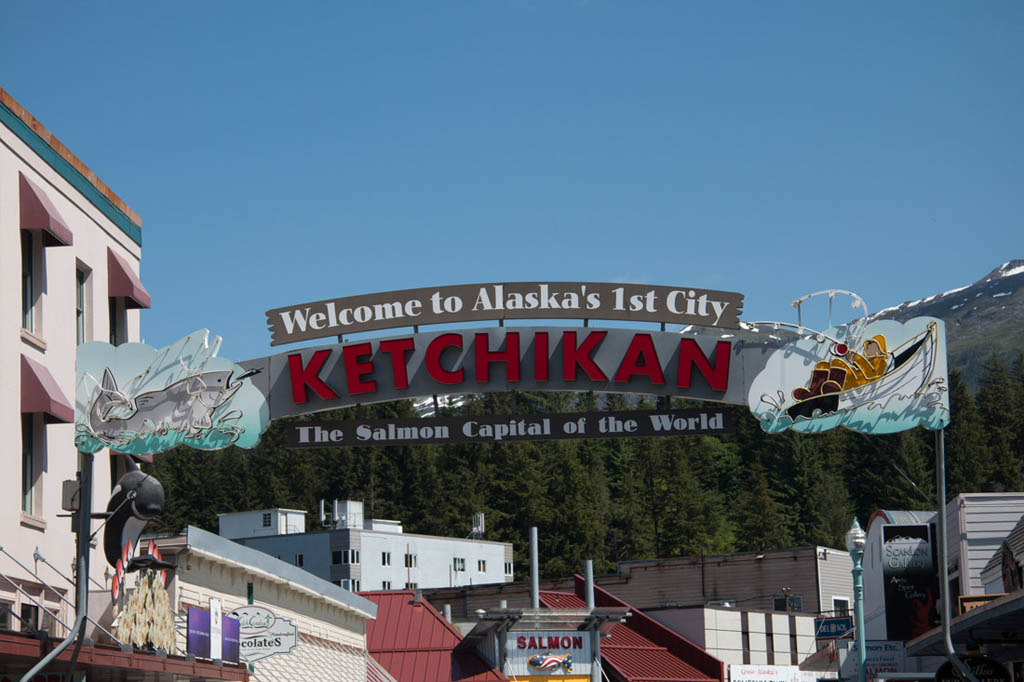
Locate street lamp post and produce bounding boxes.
[846,518,867,682]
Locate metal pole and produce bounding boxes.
[20,451,93,682]
[585,560,600,682]
[584,560,595,611]
[851,545,866,682]
[529,527,539,609]
[934,429,979,682]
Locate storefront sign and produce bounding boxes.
[228,605,298,663]
[505,630,592,679]
[882,525,939,640]
[286,408,731,446]
[935,655,1010,682]
[957,594,1005,615]
[814,616,854,640]
[186,605,241,663]
[840,640,907,679]
[266,281,746,345]
[729,665,817,682]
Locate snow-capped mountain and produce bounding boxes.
[870,260,1024,389]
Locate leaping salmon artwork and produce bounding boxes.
[89,366,258,443]
[528,652,573,673]
[76,330,269,455]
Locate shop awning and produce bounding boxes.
[108,247,151,309]
[906,591,1024,662]
[19,171,73,247]
[21,354,74,423]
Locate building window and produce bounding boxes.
[404,582,418,589]
[332,550,341,565]
[334,549,359,565]
[382,551,391,566]
[352,580,360,591]
[505,562,513,577]
[296,554,304,567]
[0,601,14,630]
[20,604,38,634]
[262,512,272,527]
[404,553,417,568]
[773,594,803,612]
[76,267,89,344]
[453,557,465,572]
[340,579,360,592]
[22,231,36,331]
[22,414,37,514]
[833,598,850,616]
[108,297,124,345]
[477,559,486,572]
[382,581,391,590]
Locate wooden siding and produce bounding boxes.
[614,549,823,613]
[815,548,854,615]
[947,494,1024,596]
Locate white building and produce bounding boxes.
[649,606,817,667]
[218,501,514,592]
[151,526,382,682]
[1,86,149,640]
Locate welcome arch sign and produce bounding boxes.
[75,281,950,456]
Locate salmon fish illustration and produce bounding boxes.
[528,652,573,673]
[89,367,258,444]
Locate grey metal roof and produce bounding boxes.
[876,510,937,526]
[182,525,377,619]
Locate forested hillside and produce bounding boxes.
[144,352,1024,579]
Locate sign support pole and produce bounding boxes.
[20,451,93,682]
[934,429,978,682]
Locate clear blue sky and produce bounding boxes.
[4,1,1022,361]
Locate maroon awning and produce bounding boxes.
[108,247,151,309]
[19,171,73,247]
[21,354,74,424]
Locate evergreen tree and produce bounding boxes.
[733,456,793,551]
[976,357,1020,490]
[944,370,989,498]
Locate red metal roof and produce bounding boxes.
[362,590,507,682]
[540,579,725,682]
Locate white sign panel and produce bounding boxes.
[211,598,223,661]
[840,640,907,679]
[506,631,592,677]
[229,605,299,663]
[730,665,815,682]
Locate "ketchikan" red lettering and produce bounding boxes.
[285,331,732,406]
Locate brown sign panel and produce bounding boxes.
[285,408,733,447]
[957,594,1005,615]
[265,282,745,346]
